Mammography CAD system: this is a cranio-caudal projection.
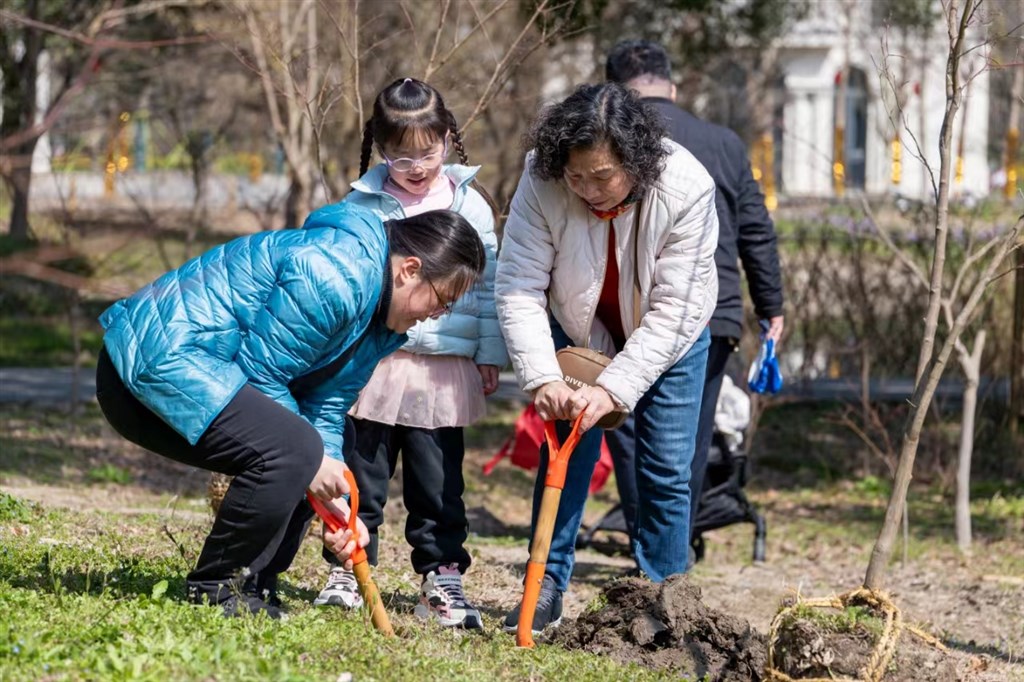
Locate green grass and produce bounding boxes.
[0,404,120,485]
[0,316,104,367]
[86,464,134,485]
[0,495,674,682]
[784,603,885,638]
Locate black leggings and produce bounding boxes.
[327,419,470,575]
[95,348,329,603]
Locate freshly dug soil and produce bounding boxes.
[556,575,767,681]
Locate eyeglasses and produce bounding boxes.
[379,141,448,173]
[426,278,455,319]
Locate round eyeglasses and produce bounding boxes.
[426,278,455,319]
[380,142,448,173]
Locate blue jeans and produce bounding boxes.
[531,323,711,592]
[607,335,737,545]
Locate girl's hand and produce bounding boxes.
[309,456,351,501]
[568,385,616,432]
[477,364,500,395]
[533,380,576,422]
[321,497,370,570]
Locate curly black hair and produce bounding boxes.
[525,82,668,196]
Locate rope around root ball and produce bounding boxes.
[764,588,947,682]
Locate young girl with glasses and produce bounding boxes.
[303,77,505,629]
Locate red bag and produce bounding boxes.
[483,403,613,494]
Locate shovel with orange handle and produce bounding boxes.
[307,468,395,637]
[516,413,585,648]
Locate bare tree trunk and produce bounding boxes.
[863,0,981,592]
[1013,247,1024,435]
[865,210,1019,590]
[240,0,319,228]
[1,0,43,241]
[7,163,36,240]
[284,170,313,229]
[955,330,985,553]
[1008,2,1024,434]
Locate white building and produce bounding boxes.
[776,0,990,201]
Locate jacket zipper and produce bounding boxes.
[583,218,610,348]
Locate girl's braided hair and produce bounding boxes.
[359,78,499,219]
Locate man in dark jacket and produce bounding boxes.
[602,39,784,560]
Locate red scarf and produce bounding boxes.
[586,199,636,221]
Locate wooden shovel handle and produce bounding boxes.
[516,414,584,647]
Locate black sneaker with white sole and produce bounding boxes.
[219,593,285,620]
[502,573,563,635]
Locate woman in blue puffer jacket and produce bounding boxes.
[95,204,485,619]
[307,78,506,631]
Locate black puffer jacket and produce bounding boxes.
[646,98,784,339]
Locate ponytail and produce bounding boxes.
[445,108,501,224]
[359,119,375,177]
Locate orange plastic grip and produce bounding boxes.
[542,414,584,489]
[306,468,366,565]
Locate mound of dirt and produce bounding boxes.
[556,576,766,681]
[770,613,957,682]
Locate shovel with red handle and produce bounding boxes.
[306,468,395,637]
[516,413,585,648]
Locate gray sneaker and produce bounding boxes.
[313,566,363,608]
[502,573,562,634]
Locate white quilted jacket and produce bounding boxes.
[495,139,719,410]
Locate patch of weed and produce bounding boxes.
[86,464,133,485]
[786,603,885,638]
[0,492,37,523]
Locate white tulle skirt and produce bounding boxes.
[349,350,486,428]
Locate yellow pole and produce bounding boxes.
[833,126,845,197]
[1006,128,1020,200]
[104,112,132,198]
[750,139,763,184]
[891,136,902,185]
[762,132,777,211]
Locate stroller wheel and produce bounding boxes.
[691,535,705,564]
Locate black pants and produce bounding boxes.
[324,418,471,575]
[95,348,327,603]
[607,335,736,542]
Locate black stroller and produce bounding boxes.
[576,429,767,563]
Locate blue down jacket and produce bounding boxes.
[309,163,507,367]
[99,203,406,459]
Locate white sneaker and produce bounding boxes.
[313,566,363,608]
[413,563,482,629]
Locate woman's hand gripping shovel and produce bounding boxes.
[516,413,585,648]
[306,469,395,637]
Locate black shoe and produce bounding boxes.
[254,572,281,608]
[502,574,562,635]
[219,593,284,620]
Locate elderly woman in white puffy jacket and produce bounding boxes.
[496,82,719,634]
